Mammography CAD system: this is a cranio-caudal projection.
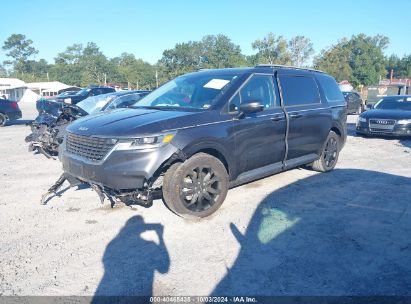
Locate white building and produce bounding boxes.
[0,78,79,102]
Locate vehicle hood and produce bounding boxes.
[361,109,411,120]
[66,108,208,137]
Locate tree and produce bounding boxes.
[347,34,388,86]
[200,34,246,68]
[251,33,291,65]
[313,38,353,82]
[288,36,314,67]
[159,41,203,79]
[51,44,84,85]
[314,34,389,87]
[2,34,38,74]
[0,64,8,77]
[115,53,156,89]
[385,54,411,79]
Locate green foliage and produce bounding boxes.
[2,34,38,74]
[313,38,353,83]
[251,33,291,65]
[288,36,314,67]
[159,34,247,80]
[1,32,407,89]
[314,34,389,87]
[386,54,411,79]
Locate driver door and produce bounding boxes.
[230,74,286,174]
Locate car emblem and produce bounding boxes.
[79,126,88,131]
[376,120,388,124]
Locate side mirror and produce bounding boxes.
[239,101,264,115]
[366,104,373,110]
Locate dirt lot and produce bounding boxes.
[1,102,411,296]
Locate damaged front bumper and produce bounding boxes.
[42,142,185,206]
[61,143,181,190]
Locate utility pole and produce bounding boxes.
[136,81,139,90]
[47,72,49,82]
[104,73,107,85]
[155,70,159,88]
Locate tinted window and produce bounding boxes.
[279,75,320,106]
[229,74,276,112]
[315,74,344,102]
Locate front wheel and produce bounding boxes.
[310,131,340,172]
[162,153,229,219]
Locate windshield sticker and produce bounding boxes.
[204,79,230,90]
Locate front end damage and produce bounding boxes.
[41,147,186,208]
[26,103,87,159]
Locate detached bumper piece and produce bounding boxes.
[41,173,156,208]
[40,173,81,205]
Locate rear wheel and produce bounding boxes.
[162,153,229,219]
[310,131,340,172]
[0,113,7,127]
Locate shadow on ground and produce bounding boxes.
[93,215,169,298]
[400,138,411,149]
[212,169,411,296]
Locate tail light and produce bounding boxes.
[10,101,18,109]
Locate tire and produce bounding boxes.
[162,153,229,219]
[0,113,7,127]
[310,131,341,172]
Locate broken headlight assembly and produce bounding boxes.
[114,132,176,150]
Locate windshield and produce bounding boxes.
[77,93,115,114]
[374,98,411,111]
[75,88,91,96]
[135,73,240,110]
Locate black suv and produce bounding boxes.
[58,65,347,218]
[57,86,115,104]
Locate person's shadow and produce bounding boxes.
[93,215,169,299]
[212,169,411,296]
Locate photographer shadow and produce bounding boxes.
[93,215,169,298]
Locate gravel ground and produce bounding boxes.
[1,102,411,296]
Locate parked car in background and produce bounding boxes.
[365,84,409,108]
[0,98,22,126]
[56,86,115,104]
[54,65,347,218]
[26,90,150,157]
[342,91,364,114]
[356,95,411,137]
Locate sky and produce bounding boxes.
[1,0,410,65]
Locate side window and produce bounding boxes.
[279,75,320,106]
[229,74,276,112]
[316,74,344,102]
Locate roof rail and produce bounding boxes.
[255,64,325,74]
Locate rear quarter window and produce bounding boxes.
[278,75,320,106]
[316,74,344,102]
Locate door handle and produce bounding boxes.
[290,113,303,119]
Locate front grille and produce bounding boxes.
[66,132,116,161]
[369,119,396,133]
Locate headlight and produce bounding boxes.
[358,117,367,123]
[64,98,71,103]
[397,119,411,125]
[115,133,176,150]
